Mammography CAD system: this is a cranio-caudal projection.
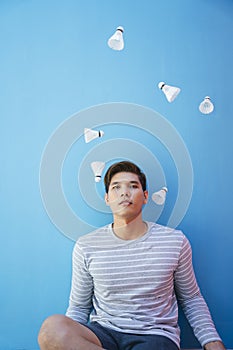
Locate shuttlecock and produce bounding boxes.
[91,161,105,182]
[152,187,168,205]
[199,96,214,114]
[84,128,104,143]
[158,82,181,102]
[107,26,124,51]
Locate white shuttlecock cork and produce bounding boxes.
[158,81,181,102]
[199,96,214,114]
[107,26,124,51]
[91,161,105,182]
[152,186,168,205]
[84,128,104,143]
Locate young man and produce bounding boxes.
[38,161,226,350]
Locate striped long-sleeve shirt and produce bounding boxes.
[66,222,221,348]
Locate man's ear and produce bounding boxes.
[105,193,110,206]
[143,190,149,204]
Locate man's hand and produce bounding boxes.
[204,341,226,350]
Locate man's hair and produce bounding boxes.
[104,161,147,193]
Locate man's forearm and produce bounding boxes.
[204,340,226,350]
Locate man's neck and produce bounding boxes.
[112,216,148,240]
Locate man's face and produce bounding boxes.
[105,172,148,220]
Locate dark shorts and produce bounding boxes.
[84,321,179,350]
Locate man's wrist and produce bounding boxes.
[204,340,226,350]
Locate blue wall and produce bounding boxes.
[0,1,233,349]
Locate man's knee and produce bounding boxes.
[38,314,103,349]
[38,314,72,348]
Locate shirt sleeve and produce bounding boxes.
[65,241,93,324]
[174,235,222,347]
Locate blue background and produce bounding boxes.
[0,1,233,349]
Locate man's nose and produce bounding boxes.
[120,186,130,196]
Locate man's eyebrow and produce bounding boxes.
[110,180,140,186]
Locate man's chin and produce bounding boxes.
[113,207,137,218]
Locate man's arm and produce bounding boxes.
[204,340,226,350]
[66,241,94,323]
[174,235,225,349]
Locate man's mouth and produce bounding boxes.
[119,200,133,205]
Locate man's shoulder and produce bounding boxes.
[76,224,111,245]
[148,222,185,239]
